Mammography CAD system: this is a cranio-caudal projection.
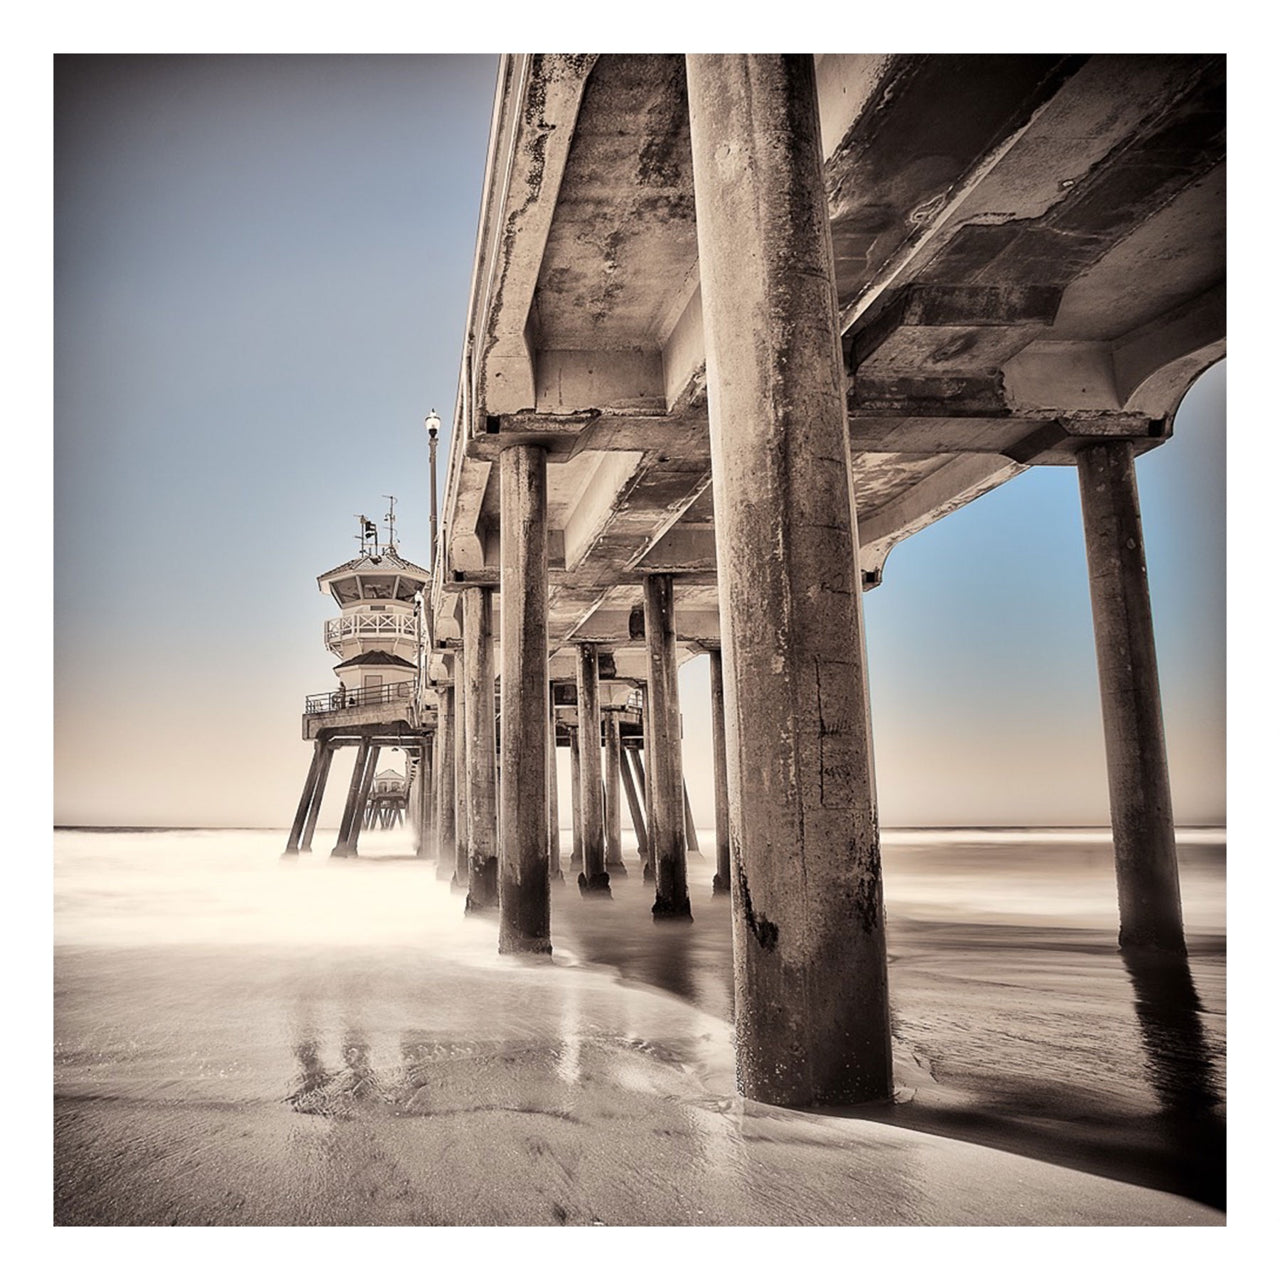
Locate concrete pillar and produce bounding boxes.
[643,573,690,920]
[286,739,325,854]
[687,54,890,1105]
[620,746,648,868]
[604,710,626,876]
[333,739,370,856]
[547,701,562,880]
[435,680,457,879]
[453,643,470,890]
[300,743,334,852]
[349,743,380,855]
[683,781,701,855]
[1078,440,1185,953]
[498,443,552,954]
[569,726,584,868]
[462,586,499,912]
[416,737,434,858]
[576,643,610,895]
[708,646,731,895]
[633,696,654,882]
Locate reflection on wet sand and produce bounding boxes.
[552,849,1226,1211]
[1123,948,1222,1116]
[53,827,1226,1224]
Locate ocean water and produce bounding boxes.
[52,826,1226,1226]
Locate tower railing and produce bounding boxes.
[324,613,419,653]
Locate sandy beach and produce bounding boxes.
[53,827,1225,1227]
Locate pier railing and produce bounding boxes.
[305,682,414,714]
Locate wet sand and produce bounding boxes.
[53,828,1225,1227]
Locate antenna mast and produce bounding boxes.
[382,494,398,553]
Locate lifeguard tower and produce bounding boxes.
[284,502,437,856]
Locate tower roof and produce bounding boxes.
[333,649,416,671]
[318,547,430,587]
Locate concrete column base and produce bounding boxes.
[652,894,692,922]
[577,871,612,897]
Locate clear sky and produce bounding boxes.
[53,53,1226,829]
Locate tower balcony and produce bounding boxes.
[324,611,419,659]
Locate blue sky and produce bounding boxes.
[53,54,1226,828]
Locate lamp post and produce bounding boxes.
[426,410,441,576]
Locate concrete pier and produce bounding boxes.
[435,681,457,879]
[688,53,890,1102]
[547,701,562,880]
[462,586,499,912]
[300,743,333,853]
[568,727,584,869]
[453,645,470,889]
[643,574,691,920]
[285,740,325,854]
[498,443,552,954]
[421,52,1223,1115]
[604,711,626,876]
[708,647,731,895]
[1078,441,1186,953]
[413,738,433,858]
[332,738,370,857]
[620,746,648,871]
[683,782,700,856]
[576,644,610,894]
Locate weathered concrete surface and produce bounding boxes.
[708,647,730,895]
[568,726,584,869]
[462,587,499,912]
[426,50,1225,1108]
[575,643,610,895]
[603,711,627,875]
[300,742,333,853]
[619,744,648,871]
[332,739,370,857]
[643,574,691,920]
[452,646,469,889]
[285,739,325,854]
[434,681,456,880]
[1078,441,1185,953]
[432,54,1224,678]
[498,445,552,954]
[547,700,562,880]
[688,53,891,1105]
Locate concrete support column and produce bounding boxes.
[416,737,434,858]
[576,643,610,895]
[569,728,584,868]
[498,443,552,954]
[687,53,890,1104]
[643,573,690,920]
[462,586,499,912]
[708,647,732,895]
[300,743,334,852]
[1078,440,1185,953]
[620,746,648,870]
[453,644,470,889]
[333,739,370,856]
[634,693,654,882]
[350,743,380,856]
[683,782,701,856]
[286,739,325,854]
[547,701,562,880]
[435,680,457,879]
[604,711,626,876]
